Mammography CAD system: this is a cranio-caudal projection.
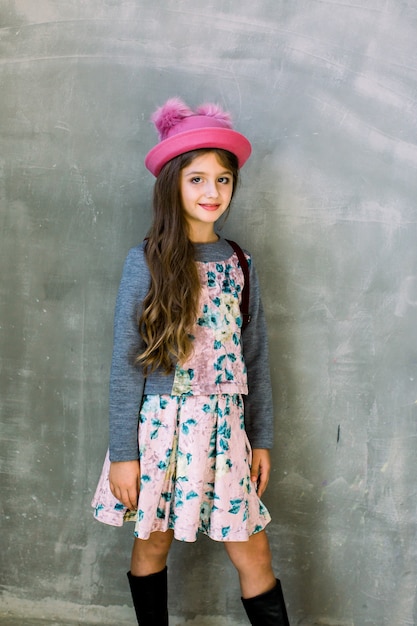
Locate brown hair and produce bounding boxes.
[137,148,239,374]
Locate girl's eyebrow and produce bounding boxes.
[183,169,232,176]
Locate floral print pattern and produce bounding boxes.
[172,259,248,396]
[92,394,270,542]
[91,254,271,542]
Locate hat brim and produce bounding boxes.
[145,127,252,177]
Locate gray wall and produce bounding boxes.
[1,1,416,625]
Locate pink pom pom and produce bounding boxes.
[195,103,233,128]
[151,98,194,140]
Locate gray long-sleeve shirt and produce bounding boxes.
[109,238,274,461]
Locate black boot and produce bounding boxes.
[242,579,290,625]
[127,567,168,625]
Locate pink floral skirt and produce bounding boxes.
[91,393,271,542]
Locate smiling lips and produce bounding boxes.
[199,203,221,212]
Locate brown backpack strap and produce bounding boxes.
[226,239,251,331]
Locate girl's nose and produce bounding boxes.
[205,181,219,198]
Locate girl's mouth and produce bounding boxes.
[199,204,221,212]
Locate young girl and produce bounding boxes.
[92,98,290,625]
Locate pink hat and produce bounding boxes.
[145,98,252,176]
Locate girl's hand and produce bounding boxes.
[250,449,271,498]
[109,460,140,510]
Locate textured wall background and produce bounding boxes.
[1,1,417,624]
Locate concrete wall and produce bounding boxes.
[1,1,417,624]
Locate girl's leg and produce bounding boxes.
[131,530,174,576]
[224,530,290,625]
[128,530,174,626]
[224,529,275,598]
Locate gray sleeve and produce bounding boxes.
[108,245,150,462]
[241,257,274,449]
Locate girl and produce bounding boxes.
[92,98,290,625]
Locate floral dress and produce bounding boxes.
[92,253,271,542]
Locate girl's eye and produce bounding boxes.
[189,176,231,184]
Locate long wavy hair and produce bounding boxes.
[137,148,239,374]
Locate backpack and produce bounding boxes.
[226,240,251,331]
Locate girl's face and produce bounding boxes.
[179,151,234,242]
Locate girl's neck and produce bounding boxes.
[190,234,219,244]
[188,225,219,244]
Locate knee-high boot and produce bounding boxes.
[127,567,168,625]
[242,579,290,625]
